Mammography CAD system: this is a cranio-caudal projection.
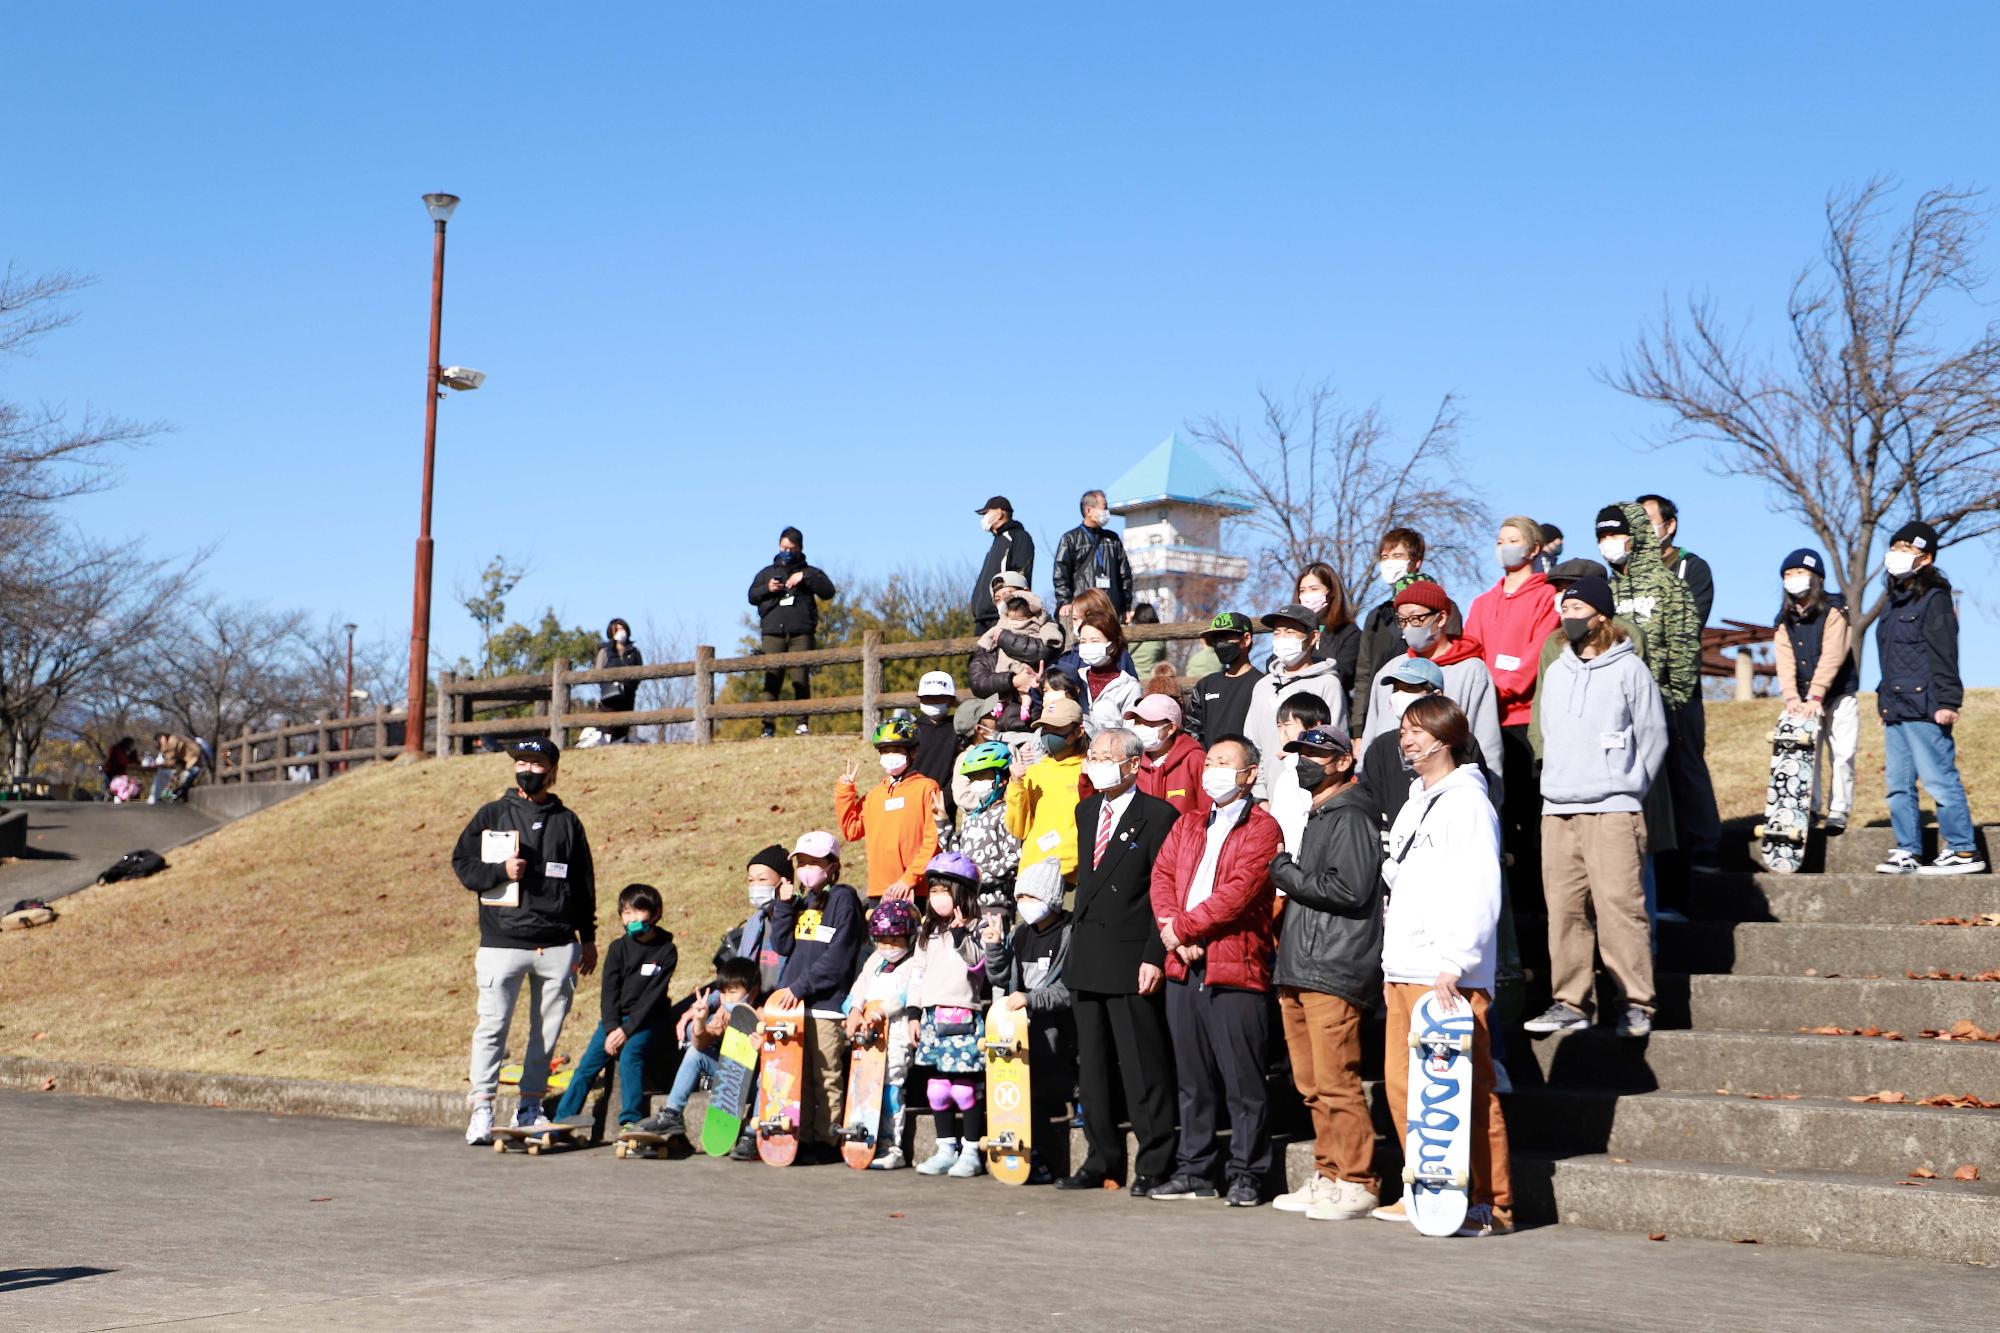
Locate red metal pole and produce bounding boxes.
[342,624,355,771]
[404,217,448,755]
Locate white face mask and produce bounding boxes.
[1299,590,1328,613]
[1378,558,1409,587]
[1496,542,1529,570]
[1599,537,1632,567]
[1552,589,1566,614]
[963,778,995,805]
[1884,550,1917,578]
[1402,623,1438,652]
[1085,759,1126,791]
[1016,897,1051,926]
[920,702,948,718]
[747,883,776,909]
[1133,723,1166,753]
[879,752,909,776]
[1390,690,1423,718]
[1077,640,1110,667]
[1271,634,1307,667]
[1782,573,1812,596]
[1202,766,1244,804]
[613,630,628,643]
[877,944,910,963]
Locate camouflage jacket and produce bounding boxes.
[1607,500,1700,708]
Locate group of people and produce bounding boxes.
[449,495,1977,1240]
[97,732,210,804]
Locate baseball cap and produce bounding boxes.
[1547,557,1608,584]
[1382,657,1445,691]
[918,670,957,698]
[991,569,1029,591]
[1124,694,1183,727]
[1889,520,1940,552]
[1261,603,1316,632]
[1779,548,1823,575]
[1034,696,1083,730]
[1283,724,1353,755]
[505,736,561,763]
[791,830,839,861]
[1204,611,1253,637]
[975,495,1014,515]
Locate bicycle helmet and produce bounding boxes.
[868,898,920,939]
[870,717,919,748]
[957,741,1011,777]
[923,850,981,888]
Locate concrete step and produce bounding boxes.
[1517,1027,2000,1099]
[1550,1154,2000,1266]
[1818,823,1996,875]
[1687,871,2000,925]
[1679,973,2000,1035]
[1664,921,2000,978]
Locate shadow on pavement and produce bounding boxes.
[0,1266,115,1291]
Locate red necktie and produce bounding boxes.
[1094,800,1115,869]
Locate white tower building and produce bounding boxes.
[1106,432,1251,626]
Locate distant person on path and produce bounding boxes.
[592,618,643,743]
[836,717,941,902]
[1185,612,1263,747]
[1351,528,1463,736]
[550,883,677,1132]
[1465,517,1559,900]
[1053,488,1134,623]
[451,737,598,1145]
[1772,549,1858,836]
[149,731,210,803]
[1638,494,1723,872]
[1872,522,1983,875]
[103,737,141,803]
[971,496,1036,635]
[1297,562,1360,696]
[748,526,837,738]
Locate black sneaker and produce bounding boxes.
[1146,1174,1218,1201]
[1054,1169,1110,1191]
[1026,1160,1056,1186]
[760,724,777,740]
[1224,1178,1263,1208]
[730,1131,757,1161]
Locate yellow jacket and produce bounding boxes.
[1004,753,1084,880]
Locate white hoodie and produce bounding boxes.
[1381,763,1501,991]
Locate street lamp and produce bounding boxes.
[342,622,357,770]
[403,192,482,756]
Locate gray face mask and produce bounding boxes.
[1402,624,1438,652]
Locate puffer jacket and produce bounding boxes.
[1148,800,1282,990]
[968,590,1065,715]
[1269,785,1385,1006]
[1607,500,1701,709]
[748,559,837,636]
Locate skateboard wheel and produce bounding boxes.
[1402,1166,1416,1185]
[527,1145,541,1156]
[1407,1032,1421,1050]
[614,1142,627,1158]
[1455,1036,1472,1054]
[1454,1171,1469,1189]
[492,1139,507,1153]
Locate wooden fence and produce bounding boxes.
[216,709,413,784]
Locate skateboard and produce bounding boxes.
[838,1002,889,1169]
[498,1059,571,1094]
[981,1000,1032,1185]
[614,1128,689,1160]
[1756,713,1819,874]
[490,1123,582,1156]
[1402,990,1476,1237]
[752,1002,807,1166]
[699,1002,763,1158]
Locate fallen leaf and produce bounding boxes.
[1733,1238,1760,1245]
[208,1100,227,1108]
[1897,1179,1931,1187]
[38,1077,56,1092]
[1803,968,1818,977]
[31,1031,47,1041]
[1882,1032,1904,1041]
[1611,1157,1632,1164]
[1801,1025,1847,1036]
[1954,1165,1980,1181]
[1910,1167,1937,1179]
[309,1196,332,1203]
[1879,1090,1908,1104]
[1858,1025,1882,1038]
[888,1211,905,1219]
[1647,1232,1668,1241]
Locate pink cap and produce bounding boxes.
[791,830,839,860]
[1124,693,1183,727]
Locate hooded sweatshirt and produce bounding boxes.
[1358,637,1506,807]
[1381,764,1501,991]
[1537,638,1668,814]
[836,771,941,898]
[1136,730,1208,817]
[452,788,598,949]
[1606,500,1701,709]
[1464,569,1560,727]
[1244,655,1348,799]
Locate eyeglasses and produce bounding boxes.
[1394,612,1441,628]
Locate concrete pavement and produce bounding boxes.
[0,801,216,904]
[3,1091,1988,1331]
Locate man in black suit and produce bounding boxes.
[1054,725,1180,1196]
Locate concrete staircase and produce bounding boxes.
[1510,822,2000,1265]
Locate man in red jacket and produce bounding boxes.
[1148,735,1283,1207]
[1464,516,1559,894]
[1127,693,1208,817]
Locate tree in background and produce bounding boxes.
[457,555,527,678]
[1188,380,1490,608]
[1609,179,2000,637]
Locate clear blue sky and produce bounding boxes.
[10,3,1995,686]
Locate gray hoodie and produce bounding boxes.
[1538,638,1667,815]
[1244,654,1349,799]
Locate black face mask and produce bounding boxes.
[1561,616,1594,645]
[776,549,801,566]
[516,769,549,795]
[1295,756,1329,790]
[1211,641,1244,669]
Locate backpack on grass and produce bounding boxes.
[98,849,168,884]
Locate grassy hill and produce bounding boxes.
[2,691,1990,1090]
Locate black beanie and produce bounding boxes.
[1563,575,1617,620]
[1594,505,1631,538]
[746,844,791,880]
[1888,520,1940,554]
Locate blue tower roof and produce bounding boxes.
[1106,433,1252,514]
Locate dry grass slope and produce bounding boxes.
[2,691,1990,1090]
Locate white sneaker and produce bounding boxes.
[1920,850,1987,876]
[1308,1179,1378,1221]
[868,1147,909,1171]
[948,1141,986,1178]
[513,1100,548,1129]
[916,1140,960,1175]
[465,1102,495,1145]
[1876,849,1921,875]
[1273,1173,1334,1214]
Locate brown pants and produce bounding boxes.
[1541,811,1654,1012]
[1382,983,1511,1208]
[1278,988,1375,1189]
[800,1014,849,1147]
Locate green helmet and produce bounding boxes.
[870,717,919,748]
[957,741,1011,776]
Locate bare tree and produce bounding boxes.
[135,597,315,753]
[1607,179,2000,636]
[296,617,406,717]
[1188,381,1491,607]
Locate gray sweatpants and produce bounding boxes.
[468,943,579,1104]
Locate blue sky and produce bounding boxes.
[9,3,1996,686]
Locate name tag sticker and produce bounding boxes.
[1096,576,1112,589]
[779,595,796,606]
[544,861,569,879]
[640,962,661,976]
[813,924,837,943]
[1600,732,1628,750]
[1037,829,1063,852]
[883,796,906,812]
[1495,654,1521,671]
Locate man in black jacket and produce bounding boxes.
[1052,488,1134,622]
[1054,727,1180,1196]
[1185,612,1264,746]
[748,526,838,738]
[971,496,1035,634]
[451,737,598,1145]
[1267,726,1385,1220]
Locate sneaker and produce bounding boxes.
[1147,1174,1219,1201]
[1522,1002,1589,1034]
[1273,1173,1335,1214]
[1454,1203,1514,1237]
[1224,1177,1262,1208]
[760,724,776,740]
[1025,1159,1055,1186]
[916,1140,961,1176]
[1308,1178,1379,1221]
[632,1108,685,1137]
[795,722,810,736]
[465,1102,495,1145]
[1822,812,1848,835]
[868,1147,909,1171]
[1920,850,1987,876]
[1370,1198,1408,1223]
[1615,1006,1654,1038]
[729,1132,757,1161]
[948,1141,986,1178]
[1876,849,1921,875]
[513,1100,548,1129]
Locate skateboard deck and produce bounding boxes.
[498,1060,572,1093]
[839,1002,889,1169]
[1403,991,1476,1237]
[490,1123,581,1156]
[699,1002,763,1158]
[613,1128,688,1159]
[981,1000,1033,1185]
[752,1003,806,1166]
[1756,713,1819,874]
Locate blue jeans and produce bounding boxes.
[552,1021,657,1124]
[665,1046,719,1113]
[1884,721,1976,853]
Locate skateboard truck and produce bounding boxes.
[1404,1165,1470,1189]
[1408,1032,1473,1053]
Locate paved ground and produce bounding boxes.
[4,1092,1989,1331]
[0,802,216,904]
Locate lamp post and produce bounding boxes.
[342,622,357,769]
[404,192,459,756]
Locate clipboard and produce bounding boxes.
[480,830,521,907]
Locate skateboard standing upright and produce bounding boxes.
[753,1002,807,1166]
[1756,713,1819,874]
[699,1002,763,1158]
[1402,990,1476,1237]
[981,1000,1032,1185]
[838,1002,889,1169]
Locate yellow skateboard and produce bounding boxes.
[981,1001,1032,1185]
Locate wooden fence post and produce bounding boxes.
[1734,649,1754,702]
[434,671,453,759]
[549,658,570,747]
[316,714,331,781]
[861,630,883,737]
[693,645,714,746]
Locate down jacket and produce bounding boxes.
[1148,800,1282,990]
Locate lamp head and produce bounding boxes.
[439,366,485,392]
[423,193,460,223]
